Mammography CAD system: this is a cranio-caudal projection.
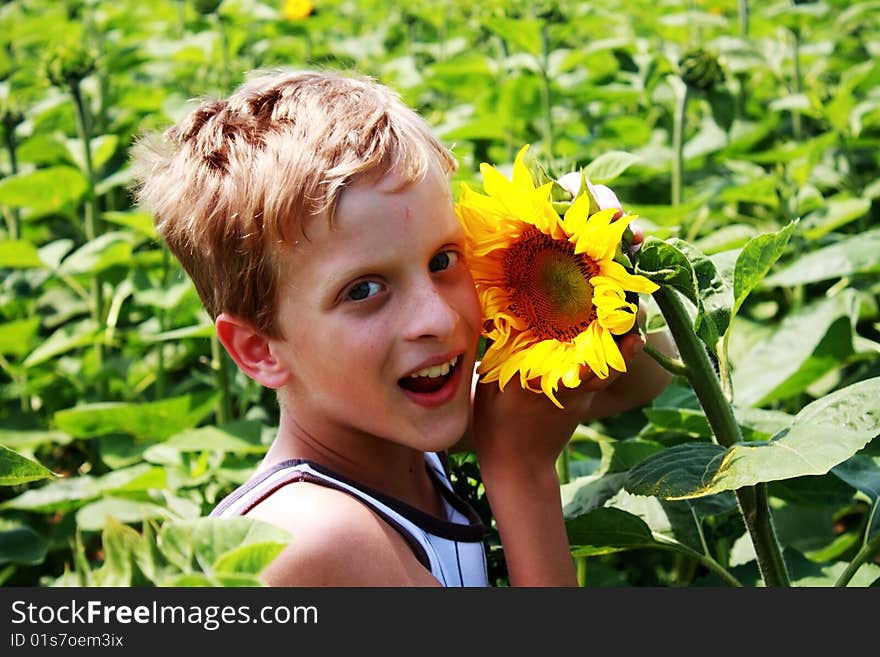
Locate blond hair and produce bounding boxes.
[131,69,457,338]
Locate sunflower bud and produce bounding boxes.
[42,43,96,89]
[679,48,725,93]
[193,0,223,15]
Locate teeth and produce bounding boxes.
[409,356,458,379]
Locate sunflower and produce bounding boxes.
[455,145,659,408]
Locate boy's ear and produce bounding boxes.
[214,313,290,389]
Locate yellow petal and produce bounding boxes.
[512,144,535,191]
[575,323,609,379]
[563,190,591,237]
[571,208,620,260]
[599,325,626,372]
[598,260,660,294]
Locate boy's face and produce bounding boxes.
[269,162,481,453]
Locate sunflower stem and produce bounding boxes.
[738,0,749,39]
[835,501,880,587]
[211,333,232,424]
[71,78,106,400]
[653,286,790,587]
[576,555,588,587]
[2,112,21,240]
[651,533,743,587]
[652,290,737,447]
[791,27,803,140]
[671,78,688,207]
[539,23,555,160]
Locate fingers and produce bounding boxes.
[629,220,644,253]
[618,332,645,360]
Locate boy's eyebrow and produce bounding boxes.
[324,231,464,286]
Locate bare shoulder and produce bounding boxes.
[243,481,439,587]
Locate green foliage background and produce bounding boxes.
[1,0,878,587]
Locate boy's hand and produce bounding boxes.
[471,332,645,472]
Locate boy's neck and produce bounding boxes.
[260,413,447,518]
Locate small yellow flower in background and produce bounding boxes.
[282,0,314,20]
[455,145,659,408]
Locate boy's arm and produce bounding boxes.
[471,333,647,587]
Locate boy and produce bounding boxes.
[132,69,672,587]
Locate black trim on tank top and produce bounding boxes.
[210,452,485,544]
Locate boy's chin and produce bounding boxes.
[412,411,471,454]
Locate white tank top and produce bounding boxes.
[210,452,489,587]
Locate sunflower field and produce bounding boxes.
[1,0,879,588]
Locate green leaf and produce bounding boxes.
[832,455,880,501]
[583,151,641,183]
[769,474,858,508]
[627,377,880,500]
[64,134,119,175]
[801,198,871,241]
[440,116,509,142]
[213,542,287,576]
[0,444,56,486]
[732,220,797,320]
[763,229,880,287]
[22,319,101,368]
[624,442,727,499]
[76,497,175,532]
[823,62,874,135]
[694,224,758,255]
[144,420,267,463]
[158,517,292,574]
[731,291,857,407]
[0,429,73,451]
[53,390,219,442]
[786,548,880,587]
[135,280,197,312]
[2,464,165,513]
[0,241,44,268]
[485,17,543,56]
[138,323,215,343]
[0,166,88,216]
[832,454,880,540]
[643,408,712,438]
[644,406,794,442]
[59,231,135,276]
[635,237,699,305]
[667,238,732,353]
[38,239,76,269]
[562,472,628,519]
[0,519,48,565]
[605,439,666,473]
[637,237,733,354]
[0,317,42,357]
[566,507,657,556]
[91,517,144,586]
[101,210,158,239]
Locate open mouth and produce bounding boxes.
[398,356,459,394]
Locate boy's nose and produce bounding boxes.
[403,283,459,341]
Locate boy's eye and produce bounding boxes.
[347,280,383,301]
[429,250,459,273]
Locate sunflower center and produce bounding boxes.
[503,227,599,341]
